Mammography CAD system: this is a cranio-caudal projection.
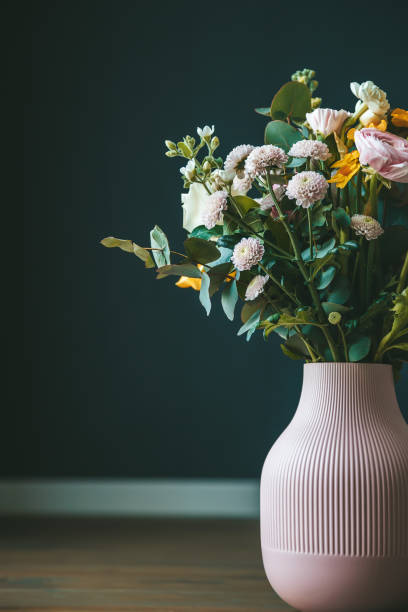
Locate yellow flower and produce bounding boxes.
[391,108,408,128]
[367,119,387,131]
[327,150,360,189]
[175,264,204,291]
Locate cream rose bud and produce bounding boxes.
[181,183,213,232]
[350,81,390,118]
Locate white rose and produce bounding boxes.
[350,81,390,119]
[181,183,211,232]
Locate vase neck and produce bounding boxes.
[296,363,400,422]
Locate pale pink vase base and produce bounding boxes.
[261,363,408,612]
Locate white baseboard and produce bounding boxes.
[0,479,259,518]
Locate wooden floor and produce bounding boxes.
[0,517,292,611]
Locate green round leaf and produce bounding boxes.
[316,266,337,290]
[270,81,311,122]
[264,120,303,151]
[349,335,371,362]
[184,237,220,264]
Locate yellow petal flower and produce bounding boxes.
[391,108,408,128]
[328,150,360,189]
[175,264,204,291]
[366,119,387,131]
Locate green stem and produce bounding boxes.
[366,240,376,309]
[258,263,301,307]
[368,174,378,218]
[356,170,362,214]
[223,211,292,258]
[337,324,349,362]
[397,250,408,293]
[294,325,320,362]
[307,208,313,261]
[266,172,340,361]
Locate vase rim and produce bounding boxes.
[304,362,392,370]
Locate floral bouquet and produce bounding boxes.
[102,69,408,376]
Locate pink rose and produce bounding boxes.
[354,129,408,183]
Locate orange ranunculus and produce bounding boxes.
[175,265,236,291]
[327,150,360,189]
[391,108,408,128]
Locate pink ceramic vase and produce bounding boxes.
[261,363,408,612]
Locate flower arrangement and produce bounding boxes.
[102,69,408,375]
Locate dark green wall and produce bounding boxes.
[7,0,408,478]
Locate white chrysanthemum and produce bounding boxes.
[180,159,196,181]
[231,237,265,271]
[350,214,384,241]
[245,275,268,301]
[224,144,255,177]
[245,145,288,179]
[288,140,331,161]
[202,190,228,229]
[306,108,351,137]
[197,125,215,140]
[232,173,253,195]
[286,171,328,208]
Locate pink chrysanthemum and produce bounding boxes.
[224,144,255,177]
[350,214,384,240]
[232,173,252,195]
[245,145,288,179]
[288,140,331,161]
[245,275,268,301]
[257,185,286,211]
[202,190,228,229]
[231,237,265,271]
[286,171,328,208]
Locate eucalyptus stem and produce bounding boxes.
[366,240,376,308]
[294,325,320,362]
[397,250,408,293]
[265,172,340,361]
[337,324,349,362]
[258,262,301,307]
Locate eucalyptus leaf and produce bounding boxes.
[156,263,202,278]
[264,120,304,151]
[184,237,220,264]
[316,266,337,290]
[322,302,352,315]
[189,225,223,240]
[233,195,259,216]
[100,237,134,253]
[199,271,211,316]
[327,275,351,305]
[221,280,239,321]
[270,81,311,122]
[349,335,371,362]
[133,244,155,268]
[280,343,305,360]
[333,208,351,229]
[255,107,271,116]
[237,309,261,336]
[150,225,171,267]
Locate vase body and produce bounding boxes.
[261,363,408,612]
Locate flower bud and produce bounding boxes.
[328,311,342,325]
[165,140,177,150]
[202,161,211,173]
[165,150,177,157]
[210,136,220,152]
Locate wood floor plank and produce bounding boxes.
[0,518,292,611]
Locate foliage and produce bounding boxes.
[101,70,408,374]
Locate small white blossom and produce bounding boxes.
[180,159,196,181]
[197,125,215,140]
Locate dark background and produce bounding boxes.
[6,0,408,478]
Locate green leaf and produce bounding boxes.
[302,238,336,262]
[189,225,223,240]
[349,335,371,362]
[233,195,259,216]
[327,275,351,305]
[150,225,170,267]
[333,208,351,229]
[199,271,211,316]
[311,252,336,279]
[286,157,307,169]
[255,107,271,116]
[217,235,243,249]
[322,302,352,315]
[207,246,233,267]
[100,237,134,253]
[237,309,261,336]
[311,203,332,228]
[184,237,220,264]
[156,263,202,279]
[270,81,311,122]
[316,266,337,290]
[221,280,238,321]
[264,120,304,151]
[280,343,305,360]
[133,244,155,268]
[208,263,233,297]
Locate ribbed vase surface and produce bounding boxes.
[261,363,408,612]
